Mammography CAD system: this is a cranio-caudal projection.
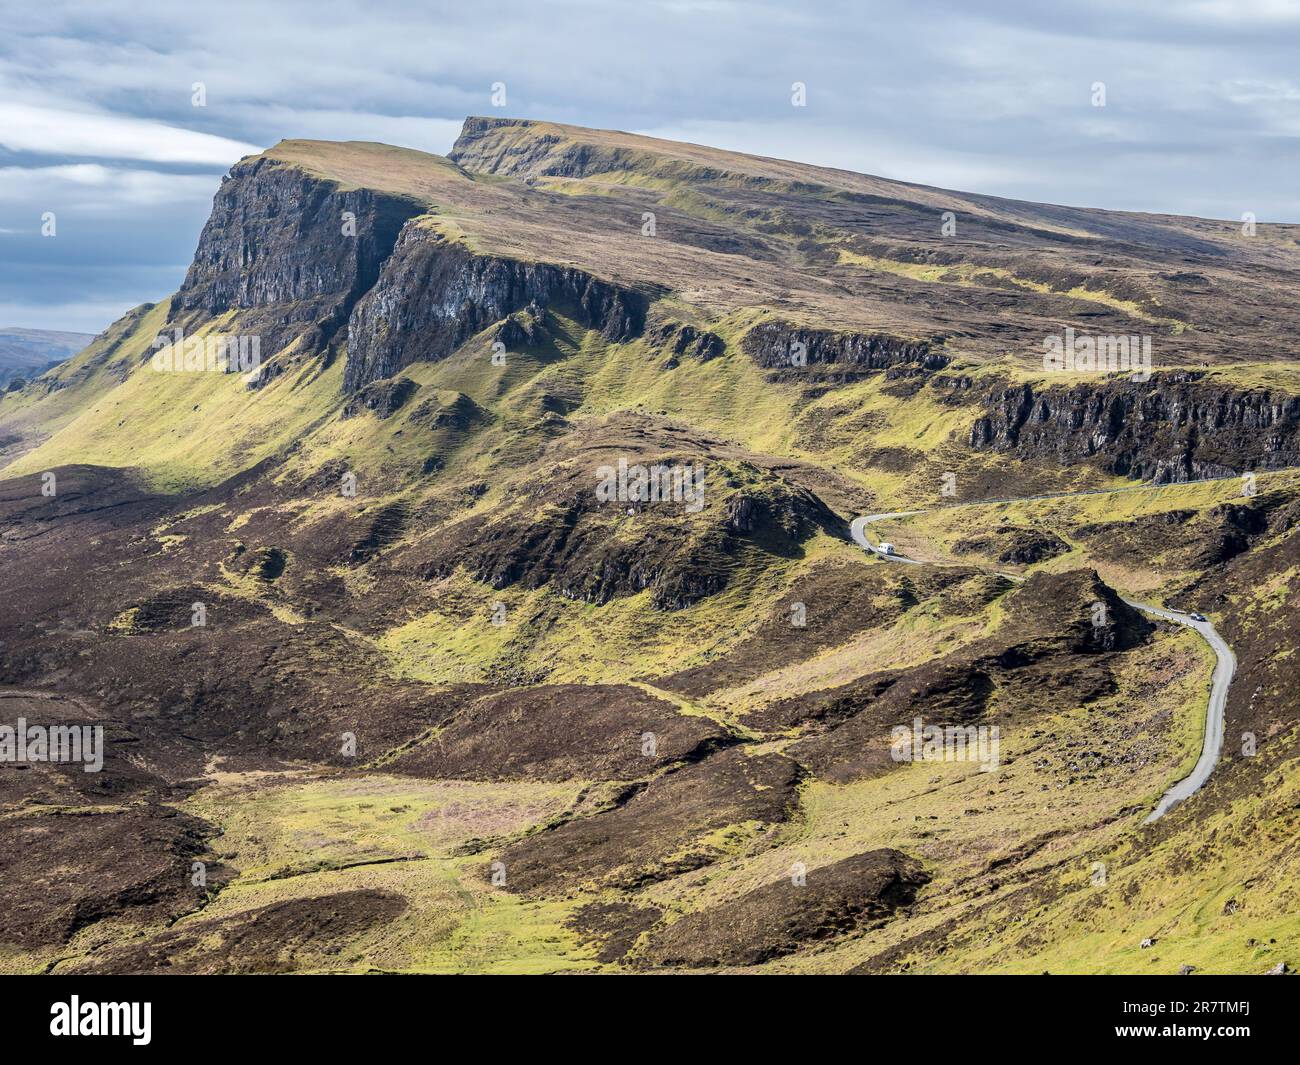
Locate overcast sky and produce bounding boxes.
[3,0,1299,333]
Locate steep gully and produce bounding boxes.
[849,479,1238,825]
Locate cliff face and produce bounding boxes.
[968,374,1300,482]
[343,227,646,392]
[171,149,649,393]
[742,320,944,373]
[173,157,424,358]
[154,137,1300,492]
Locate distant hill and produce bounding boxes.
[0,327,94,389]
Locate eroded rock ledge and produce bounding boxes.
[344,228,647,391]
[743,319,945,372]
[969,374,1300,482]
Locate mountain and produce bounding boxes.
[0,327,94,389]
[1,118,1297,975]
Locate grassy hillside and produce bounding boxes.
[1,119,1298,975]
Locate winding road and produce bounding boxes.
[851,503,1236,824]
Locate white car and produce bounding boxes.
[877,542,895,556]
[1188,612,1207,622]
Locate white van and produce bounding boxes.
[877,542,895,556]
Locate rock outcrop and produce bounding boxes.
[650,319,725,365]
[173,156,424,358]
[449,116,661,181]
[341,376,419,419]
[969,374,1300,482]
[416,464,843,610]
[743,319,944,372]
[343,229,647,391]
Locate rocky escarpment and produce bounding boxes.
[341,376,419,419]
[649,319,725,367]
[415,465,844,610]
[743,320,945,373]
[969,374,1300,483]
[450,116,686,182]
[173,156,424,359]
[344,228,647,392]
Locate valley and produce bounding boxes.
[1,118,1298,975]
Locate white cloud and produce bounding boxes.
[0,101,258,165]
[1183,0,1300,26]
[0,164,219,210]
